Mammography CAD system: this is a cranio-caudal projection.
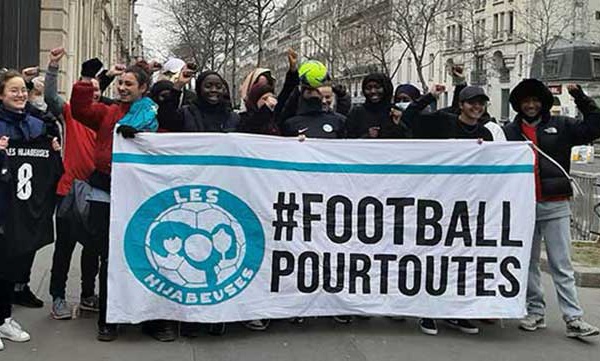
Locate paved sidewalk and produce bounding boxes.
[2,245,599,361]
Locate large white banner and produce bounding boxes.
[108,133,535,323]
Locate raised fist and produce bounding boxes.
[430,84,446,98]
[21,67,39,82]
[567,84,585,99]
[49,47,66,65]
[287,48,298,71]
[107,64,126,78]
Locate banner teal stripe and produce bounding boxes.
[112,153,533,175]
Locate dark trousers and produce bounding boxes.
[0,278,13,325]
[89,201,110,327]
[49,198,99,300]
[12,251,36,285]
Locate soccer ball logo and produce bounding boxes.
[145,202,246,288]
[125,185,264,305]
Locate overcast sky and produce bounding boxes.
[135,0,171,60]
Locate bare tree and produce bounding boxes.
[302,0,353,78]
[514,0,576,79]
[156,0,252,104]
[157,0,225,69]
[446,0,497,84]
[388,0,447,91]
[361,12,406,78]
[243,0,303,66]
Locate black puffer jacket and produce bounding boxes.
[503,79,600,198]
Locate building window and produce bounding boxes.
[596,11,600,20]
[407,57,412,82]
[458,24,463,47]
[592,55,600,78]
[508,11,514,37]
[501,89,510,122]
[429,53,435,81]
[493,14,499,39]
[544,58,560,78]
[518,54,523,77]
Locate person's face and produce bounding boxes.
[255,74,271,87]
[201,74,224,105]
[257,92,277,110]
[319,86,335,110]
[117,72,147,103]
[460,97,487,120]
[520,96,542,118]
[395,92,413,103]
[91,78,101,102]
[157,89,171,103]
[364,81,384,103]
[302,88,322,100]
[0,77,28,111]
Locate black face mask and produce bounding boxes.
[305,96,322,107]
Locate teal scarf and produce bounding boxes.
[118,97,159,132]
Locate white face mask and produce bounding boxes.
[395,102,411,111]
[29,97,47,113]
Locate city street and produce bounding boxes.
[2,244,599,361]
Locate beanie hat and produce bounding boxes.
[395,84,421,101]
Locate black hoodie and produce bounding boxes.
[503,79,600,199]
[346,73,394,138]
[157,71,239,132]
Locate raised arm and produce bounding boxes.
[274,48,300,116]
[70,58,109,131]
[565,84,600,145]
[44,48,67,118]
[401,84,449,138]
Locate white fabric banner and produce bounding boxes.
[108,133,535,323]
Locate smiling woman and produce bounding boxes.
[0,71,28,112]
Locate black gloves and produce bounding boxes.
[116,125,139,139]
[81,58,104,78]
[568,84,585,99]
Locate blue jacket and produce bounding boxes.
[0,104,46,226]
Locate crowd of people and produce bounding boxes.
[1,45,600,351]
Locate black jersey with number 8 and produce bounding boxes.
[1,138,63,257]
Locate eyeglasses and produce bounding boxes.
[6,88,28,96]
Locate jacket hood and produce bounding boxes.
[149,80,174,102]
[362,73,393,105]
[240,68,274,104]
[509,78,554,114]
[195,71,229,112]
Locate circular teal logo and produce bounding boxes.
[124,185,265,305]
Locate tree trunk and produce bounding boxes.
[415,58,428,92]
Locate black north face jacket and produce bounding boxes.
[503,80,600,198]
